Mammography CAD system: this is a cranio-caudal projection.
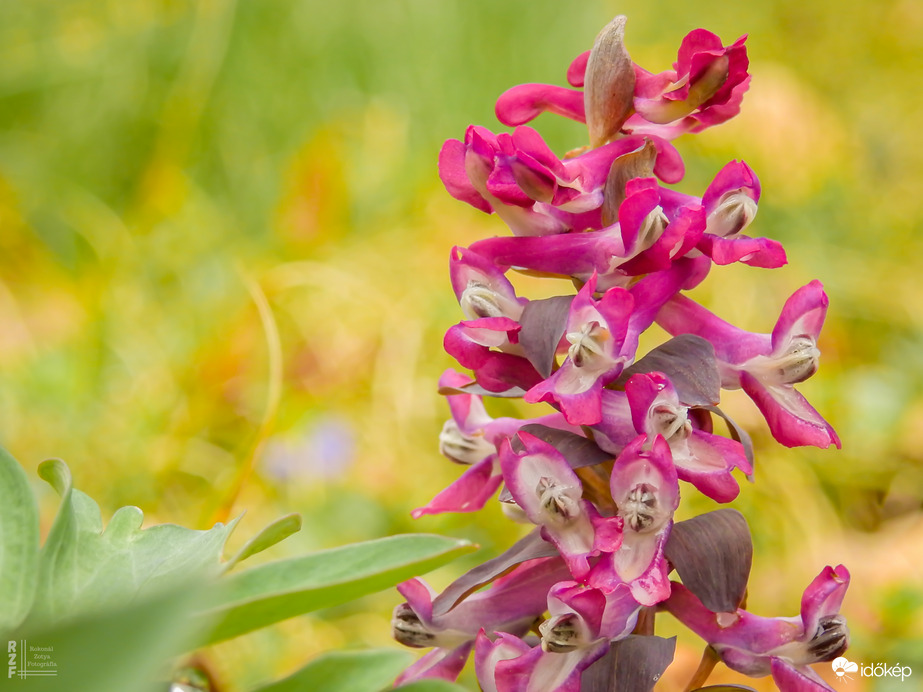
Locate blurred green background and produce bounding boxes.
[1,0,921,689]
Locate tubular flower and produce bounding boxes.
[499,432,623,578]
[414,369,578,518]
[626,29,750,138]
[656,280,840,449]
[588,435,679,606]
[477,582,639,692]
[663,565,850,691]
[439,124,683,237]
[495,20,749,143]
[625,372,752,502]
[661,160,786,268]
[524,274,636,425]
[443,314,543,393]
[393,557,572,685]
[451,246,527,321]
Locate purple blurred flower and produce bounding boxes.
[262,415,355,482]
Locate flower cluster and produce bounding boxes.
[393,16,848,692]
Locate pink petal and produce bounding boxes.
[475,631,532,692]
[495,84,587,127]
[739,372,840,449]
[770,657,836,692]
[395,642,474,686]
[439,138,492,213]
[702,160,761,211]
[412,456,503,518]
[799,564,850,638]
[771,280,828,352]
[656,293,771,368]
[438,368,493,433]
[567,51,591,87]
[678,432,750,502]
[698,233,788,268]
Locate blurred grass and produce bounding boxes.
[0,0,921,689]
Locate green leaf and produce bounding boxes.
[0,445,40,635]
[31,459,239,625]
[197,534,475,646]
[395,682,470,692]
[250,649,412,692]
[224,513,303,573]
[13,583,207,692]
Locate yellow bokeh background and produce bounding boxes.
[1,1,920,690]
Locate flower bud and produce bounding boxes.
[439,420,495,464]
[391,603,436,648]
[585,16,636,148]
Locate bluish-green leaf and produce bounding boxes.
[31,459,239,625]
[224,513,303,573]
[197,534,475,646]
[250,649,412,692]
[12,584,207,692]
[0,445,39,635]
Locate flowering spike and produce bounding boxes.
[399,14,849,692]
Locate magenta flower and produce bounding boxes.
[414,370,578,518]
[626,29,750,139]
[625,372,752,502]
[588,435,678,606]
[663,565,850,690]
[499,432,623,578]
[393,557,572,685]
[450,245,526,321]
[614,176,706,276]
[524,275,636,425]
[475,582,640,692]
[656,281,840,449]
[439,125,683,237]
[495,24,749,143]
[443,315,543,393]
[442,244,545,392]
[468,175,705,284]
[662,160,786,268]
